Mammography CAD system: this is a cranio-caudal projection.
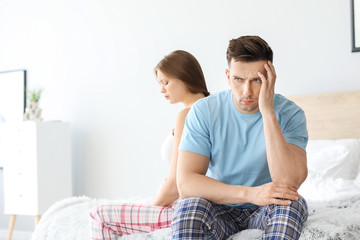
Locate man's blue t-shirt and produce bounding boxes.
[179,89,308,208]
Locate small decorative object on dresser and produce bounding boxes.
[0,121,72,240]
[24,88,43,121]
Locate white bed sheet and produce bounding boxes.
[31,194,360,240]
[32,139,360,239]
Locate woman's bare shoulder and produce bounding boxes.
[176,108,191,122]
[178,107,191,117]
[174,108,191,130]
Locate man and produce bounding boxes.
[172,36,308,240]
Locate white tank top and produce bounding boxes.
[160,131,174,165]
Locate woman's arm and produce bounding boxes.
[151,108,190,207]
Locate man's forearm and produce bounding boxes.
[262,113,307,189]
[177,173,251,205]
[177,149,301,206]
[177,173,300,206]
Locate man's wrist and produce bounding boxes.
[261,110,276,121]
[239,185,255,204]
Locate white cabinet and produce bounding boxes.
[0,121,72,216]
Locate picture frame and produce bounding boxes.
[351,0,360,52]
[0,70,27,122]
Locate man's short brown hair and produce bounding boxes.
[226,36,273,66]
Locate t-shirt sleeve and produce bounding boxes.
[179,100,211,157]
[282,108,308,151]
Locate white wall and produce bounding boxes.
[0,0,359,231]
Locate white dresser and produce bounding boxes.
[0,121,72,239]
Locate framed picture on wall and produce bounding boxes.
[351,0,360,52]
[0,70,27,122]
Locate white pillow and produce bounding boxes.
[299,171,360,201]
[306,139,360,180]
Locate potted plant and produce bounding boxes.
[24,88,43,121]
[27,88,42,103]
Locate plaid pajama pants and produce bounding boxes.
[171,197,308,240]
[90,203,174,240]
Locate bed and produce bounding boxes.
[31,90,360,240]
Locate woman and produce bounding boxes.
[90,50,209,239]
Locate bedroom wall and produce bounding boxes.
[0,0,359,232]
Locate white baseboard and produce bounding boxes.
[0,229,33,240]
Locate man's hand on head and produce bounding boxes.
[257,61,276,116]
[248,182,300,206]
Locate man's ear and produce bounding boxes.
[225,68,230,85]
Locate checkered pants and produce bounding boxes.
[171,197,308,240]
[90,203,174,239]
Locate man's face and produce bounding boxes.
[226,59,267,114]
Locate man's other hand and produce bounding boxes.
[249,182,300,206]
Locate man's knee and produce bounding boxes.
[173,197,212,218]
[288,196,308,222]
[270,196,308,223]
[259,197,308,239]
[172,197,215,237]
